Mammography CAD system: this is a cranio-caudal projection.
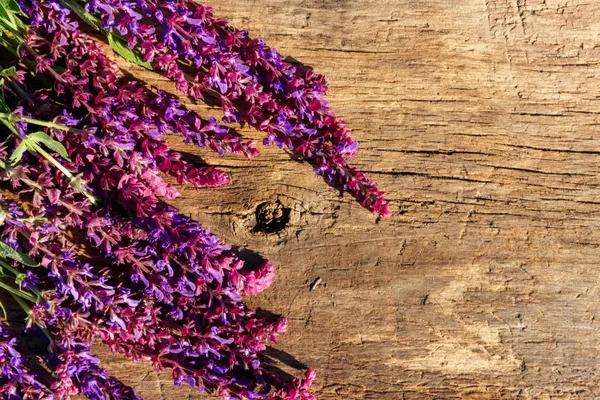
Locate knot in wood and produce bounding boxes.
[254,200,290,233]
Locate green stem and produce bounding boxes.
[10,292,54,346]
[57,199,84,216]
[26,140,74,178]
[0,258,22,277]
[0,280,37,302]
[0,36,18,57]
[0,152,93,208]
[0,258,43,299]
[0,113,19,135]
[0,113,84,133]
[0,158,43,190]
[0,23,24,43]
[7,82,33,104]
[30,144,98,205]
[10,291,32,313]
[27,139,97,205]
[0,112,98,205]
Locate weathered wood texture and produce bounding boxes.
[84,0,600,398]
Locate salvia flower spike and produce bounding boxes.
[64,0,391,215]
[0,321,55,399]
[0,0,388,398]
[0,2,318,397]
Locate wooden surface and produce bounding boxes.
[91,0,600,398]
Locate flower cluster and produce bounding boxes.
[80,0,391,215]
[0,0,318,398]
[49,334,142,400]
[0,0,388,397]
[0,162,313,399]
[21,1,259,190]
[0,196,143,399]
[18,0,276,299]
[0,321,54,400]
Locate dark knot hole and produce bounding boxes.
[254,200,291,233]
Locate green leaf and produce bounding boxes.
[0,241,37,267]
[107,32,152,69]
[0,97,10,114]
[0,66,17,77]
[0,0,22,32]
[0,3,14,30]
[9,141,27,165]
[52,66,67,75]
[14,272,25,288]
[0,280,36,302]
[0,0,21,15]
[28,131,71,162]
[0,299,7,319]
[60,0,101,30]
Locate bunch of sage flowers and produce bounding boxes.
[0,0,389,398]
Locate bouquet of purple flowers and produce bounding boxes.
[0,0,389,398]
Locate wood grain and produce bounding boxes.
[44,0,600,398]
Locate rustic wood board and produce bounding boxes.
[32,0,600,399]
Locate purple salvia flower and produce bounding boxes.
[0,321,55,400]
[50,334,142,400]
[0,189,312,399]
[0,2,317,397]
[20,0,258,165]
[0,65,314,400]
[76,0,390,215]
[15,10,275,298]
